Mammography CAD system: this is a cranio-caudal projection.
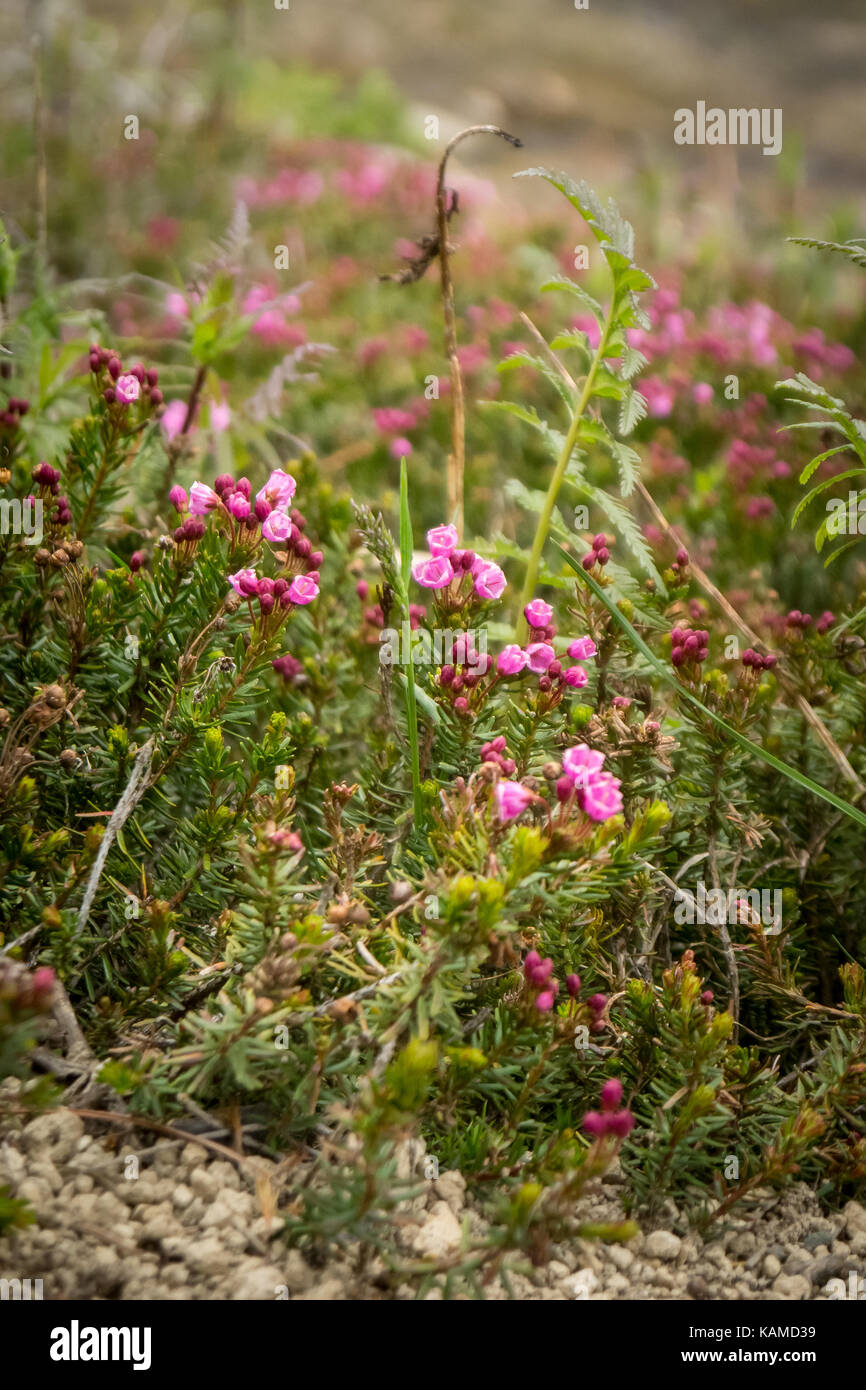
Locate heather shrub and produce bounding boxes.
[2,87,866,1285]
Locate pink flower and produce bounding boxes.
[226,491,251,520]
[582,1111,606,1138]
[262,509,293,543]
[535,991,556,1013]
[389,437,412,460]
[497,644,528,676]
[606,1111,635,1138]
[257,469,296,510]
[525,642,555,674]
[494,780,533,822]
[412,555,453,589]
[581,771,623,822]
[160,400,188,440]
[287,573,319,606]
[473,561,506,601]
[426,524,459,557]
[189,481,219,515]
[562,745,605,786]
[567,636,597,661]
[563,665,588,687]
[115,374,140,404]
[228,568,259,597]
[600,1078,623,1112]
[168,485,187,514]
[693,382,714,405]
[211,401,232,432]
[524,598,553,629]
[165,291,190,320]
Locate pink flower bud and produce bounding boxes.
[600,1078,623,1112]
[524,598,554,629]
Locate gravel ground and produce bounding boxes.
[2,1104,865,1301]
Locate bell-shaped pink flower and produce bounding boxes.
[494,780,533,822]
[426,524,459,557]
[262,509,292,543]
[256,468,297,510]
[581,771,623,822]
[563,665,588,687]
[473,561,506,600]
[115,374,141,404]
[228,568,259,597]
[568,636,597,660]
[412,555,453,589]
[525,642,555,674]
[287,573,319,606]
[524,598,553,629]
[497,644,528,676]
[561,744,605,786]
[189,481,219,515]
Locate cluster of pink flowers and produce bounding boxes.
[522,949,561,1013]
[670,625,709,670]
[0,959,55,1019]
[0,396,29,431]
[785,609,812,631]
[437,634,494,718]
[88,345,163,412]
[411,524,507,603]
[741,647,777,671]
[242,284,307,350]
[556,744,624,822]
[480,736,516,777]
[228,567,319,614]
[32,462,72,528]
[582,1078,635,1139]
[581,532,612,571]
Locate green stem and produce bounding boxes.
[516,297,616,640]
[399,460,425,829]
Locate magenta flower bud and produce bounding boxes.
[31,966,56,998]
[257,577,275,596]
[89,352,100,372]
[700,990,714,1005]
[588,993,607,1013]
[538,675,552,691]
[129,363,146,383]
[548,659,562,679]
[535,990,555,1013]
[672,648,685,666]
[439,664,455,687]
[309,551,323,568]
[296,537,312,560]
[279,590,292,608]
[596,547,610,565]
[606,1110,635,1138]
[129,550,146,573]
[168,485,187,514]
[233,477,251,499]
[228,567,259,597]
[600,1077,623,1112]
[676,547,689,565]
[592,534,607,550]
[173,525,186,543]
[150,388,164,406]
[524,950,541,977]
[214,474,235,495]
[453,695,470,716]
[188,519,205,540]
[107,357,122,380]
[582,552,595,570]
[259,593,275,615]
[146,368,159,387]
[103,388,116,404]
[556,775,574,802]
[356,579,370,600]
[254,498,271,522]
[582,1111,606,1138]
[500,758,515,775]
[566,973,581,997]
[290,508,306,531]
[454,549,476,571]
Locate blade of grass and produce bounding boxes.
[399,460,425,828]
[560,546,866,833]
